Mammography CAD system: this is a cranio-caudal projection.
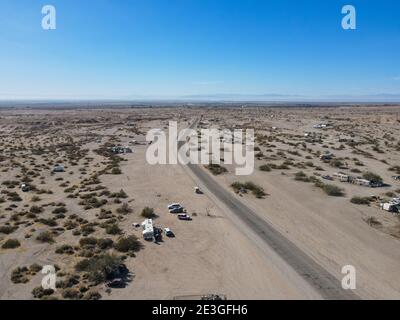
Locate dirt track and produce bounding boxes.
[184,118,359,300]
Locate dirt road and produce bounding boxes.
[183,118,359,300]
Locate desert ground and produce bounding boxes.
[0,105,399,300]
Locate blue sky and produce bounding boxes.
[0,0,399,100]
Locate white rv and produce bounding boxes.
[142,219,154,240]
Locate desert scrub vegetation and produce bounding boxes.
[351,196,372,205]
[36,231,55,243]
[388,165,400,175]
[11,264,42,284]
[267,162,291,170]
[294,171,311,182]
[205,164,228,175]
[30,205,43,214]
[364,216,382,227]
[116,203,133,215]
[111,167,122,175]
[321,184,345,197]
[38,218,58,227]
[2,238,21,249]
[114,235,143,254]
[82,290,102,300]
[52,206,67,214]
[55,244,75,255]
[32,287,55,299]
[308,177,345,197]
[78,237,114,251]
[75,253,123,285]
[329,159,345,168]
[231,182,267,199]
[259,164,271,172]
[109,189,128,199]
[105,223,122,235]
[0,225,18,234]
[141,207,157,219]
[362,171,383,183]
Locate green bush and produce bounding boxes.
[36,231,54,243]
[30,205,43,214]
[83,290,102,300]
[75,254,123,284]
[231,182,266,199]
[11,267,29,284]
[362,172,383,183]
[206,164,228,175]
[294,171,310,182]
[329,159,344,168]
[52,207,67,214]
[55,245,75,255]
[322,184,345,197]
[111,167,122,175]
[79,237,98,248]
[114,236,142,253]
[141,207,156,219]
[2,239,21,249]
[62,288,80,300]
[105,224,122,235]
[116,203,132,215]
[0,225,18,235]
[32,286,55,299]
[351,196,371,205]
[259,164,271,172]
[97,238,114,249]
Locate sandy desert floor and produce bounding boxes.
[0,105,399,300]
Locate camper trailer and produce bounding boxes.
[355,178,372,187]
[381,200,400,213]
[333,172,349,182]
[142,219,154,240]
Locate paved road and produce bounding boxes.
[183,118,359,300]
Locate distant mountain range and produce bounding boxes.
[1,93,400,105]
[181,93,400,102]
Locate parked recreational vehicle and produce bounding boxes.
[333,172,349,182]
[381,199,400,213]
[142,219,154,240]
[354,178,372,187]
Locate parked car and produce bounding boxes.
[106,278,125,289]
[164,228,174,237]
[178,214,192,221]
[393,176,400,181]
[195,187,203,194]
[154,228,163,242]
[21,184,30,192]
[169,207,184,214]
[322,175,333,181]
[168,203,182,210]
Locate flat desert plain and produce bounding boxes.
[0,105,399,300]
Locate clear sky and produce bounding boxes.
[0,0,399,100]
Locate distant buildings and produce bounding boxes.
[313,123,329,129]
[110,146,133,154]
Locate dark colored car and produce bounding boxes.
[178,214,192,221]
[170,207,184,214]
